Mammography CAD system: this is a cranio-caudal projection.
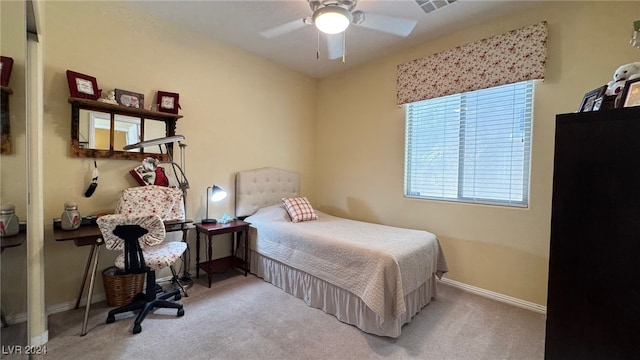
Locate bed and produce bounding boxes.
[235,167,448,337]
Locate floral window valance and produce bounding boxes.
[397,21,548,106]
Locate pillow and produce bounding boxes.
[281,197,318,223]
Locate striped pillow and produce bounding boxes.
[282,197,318,223]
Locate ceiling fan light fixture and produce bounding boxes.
[313,6,352,34]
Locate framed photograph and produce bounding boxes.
[66,70,100,100]
[621,78,640,108]
[0,56,14,87]
[592,97,603,111]
[115,89,144,109]
[578,85,607,112]
[156,91,180,114]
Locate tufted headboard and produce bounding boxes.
[235,167,300,218]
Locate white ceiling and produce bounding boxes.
[130,0,538,78]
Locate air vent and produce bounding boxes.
[414,0,457,14]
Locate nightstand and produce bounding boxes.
[195,220,250,288]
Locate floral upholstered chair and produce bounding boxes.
[115,185,189,295]
[97,213,186,334]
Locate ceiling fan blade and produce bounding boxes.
[259,18,308,39]
[357,12,418,37]
[326,33,344,60]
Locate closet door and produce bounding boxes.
[546,108,640,359]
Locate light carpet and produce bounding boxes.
[34,272,545,360]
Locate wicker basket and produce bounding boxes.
[102,266,145,307]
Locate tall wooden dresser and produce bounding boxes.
[546,107,640,359]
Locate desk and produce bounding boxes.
[1,232,26,328]
[195,220,250,288]
[1,233,25,250]
[53,219,193,336]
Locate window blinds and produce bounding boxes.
[405,80,533,206]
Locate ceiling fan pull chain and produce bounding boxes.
[317,30,320,60]
[342,32,346,63]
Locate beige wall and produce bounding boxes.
[315,1,640,306]
[42,1,317,306]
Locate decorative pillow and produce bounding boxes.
[282,197,318,223]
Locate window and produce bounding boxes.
[404,80,534,207]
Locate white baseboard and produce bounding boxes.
[30,330,48,347]
[2,314,47,346]
[45,274,176,316]
[46,294,107,316]
[2,311,28,326]
[5,294,103,347]
[438,278,547,314]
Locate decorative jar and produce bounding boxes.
[0,204,19,237]
[61,201,81,230]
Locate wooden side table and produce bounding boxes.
[195,220,250,288]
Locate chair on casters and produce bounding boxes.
[97,214,186,334]
[115,185,191,296]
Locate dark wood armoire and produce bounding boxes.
[546,107,640,359]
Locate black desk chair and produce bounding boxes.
[97,214,185,334]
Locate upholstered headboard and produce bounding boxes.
[235,167,300,218]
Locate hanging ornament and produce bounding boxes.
[84,160,99,197]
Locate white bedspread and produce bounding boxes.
[245,205,448,323]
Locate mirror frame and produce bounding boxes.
[69,97,182,160]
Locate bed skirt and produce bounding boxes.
[249,249,437,338]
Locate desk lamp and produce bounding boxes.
[202,185,227,224]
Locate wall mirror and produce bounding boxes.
[1,0,28,354]
[70,98,182,160]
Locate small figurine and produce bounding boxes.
[97,90,118,104]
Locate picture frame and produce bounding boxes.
[0,56,14,87]
[66,70,100,100]
[621,78,640,108]
[598,95,617,110]
[156,91,180,114]
[578,85,607,112]
[592,97,603,111]
[115,89,144,109]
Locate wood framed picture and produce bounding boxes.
[115,89,144,109]
[621,78,640,108]
[0,56,14,87]
[156,91,180,114]
[578,85,607,112]
[66,70,100,100]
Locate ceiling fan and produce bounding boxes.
[259,0,418,61]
